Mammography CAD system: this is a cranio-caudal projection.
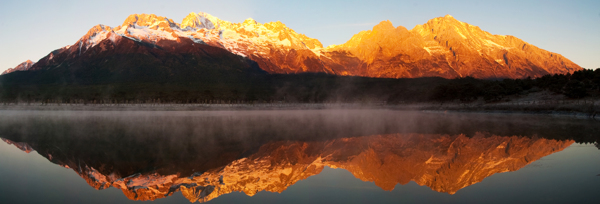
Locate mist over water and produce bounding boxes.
[0,109,598,203]
[1,109,598,141]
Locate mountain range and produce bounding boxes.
[2,12,581,79]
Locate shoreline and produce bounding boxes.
[392,102,599,119]
[0,102,597,119]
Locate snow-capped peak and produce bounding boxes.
[2,59,36,75]
[181,12,216,30]
[83,24,117,49]
[121,14,178,29]
[243,18,258,25]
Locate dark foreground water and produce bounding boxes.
[0,110,598,204]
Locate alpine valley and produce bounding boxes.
[0,12,585,103]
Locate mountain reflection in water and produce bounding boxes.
[1,134,573,202]
[0,110,597,203]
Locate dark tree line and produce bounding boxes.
[431,69,600,102]
[1,65,598,104]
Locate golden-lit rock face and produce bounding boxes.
[326,15,581,78]
[326,134,574,194]
[194,13,581,78]
[121,14,178,29]
[2,134,574,202]
[17,12,580,78]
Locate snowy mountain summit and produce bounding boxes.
[2,12,580,79]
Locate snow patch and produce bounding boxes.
[125,25,178,41]
[187,36,205,44]
[279,38,291,47]
[484,39,506,49]
[423,46,446,55]
[190,13,216,30]
[455,28,467,39]
[484,158,513,169]
[86,31,110,49]
[457,170,470,182]
[78,41,83,56]
[108,32,119,44]
[424,47,432,54]
[126,173,178,188]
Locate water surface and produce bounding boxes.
[0,110,598,203]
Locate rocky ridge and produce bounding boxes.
[2,60,35,75]
[2,13,581,78]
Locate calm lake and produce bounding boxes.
[0,109,598,203]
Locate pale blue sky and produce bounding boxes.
[1,0,598,72]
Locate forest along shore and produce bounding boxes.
[406,99,600,119]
